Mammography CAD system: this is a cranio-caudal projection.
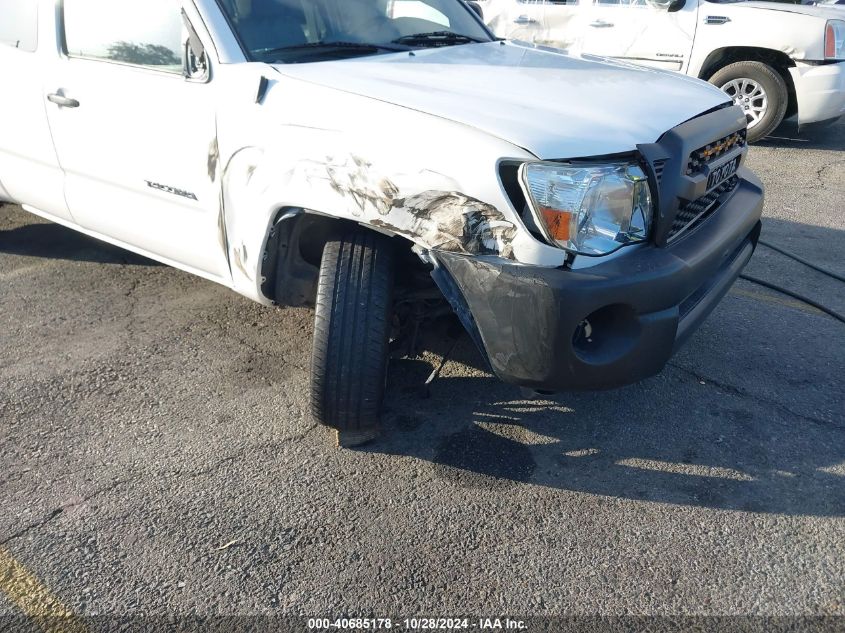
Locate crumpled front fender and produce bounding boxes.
[221,128,526,303]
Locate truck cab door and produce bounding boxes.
[487,0,591,50]
[44,0,228,281]
[580,0,699,72]
[0,0,72,221]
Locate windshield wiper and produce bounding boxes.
[391,31,486,47]
[255,41,410,57]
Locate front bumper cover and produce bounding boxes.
[431,170,764,391]
[790,61,845,126]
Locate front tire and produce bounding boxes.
[310,230,394,446]
[709,61,788,143]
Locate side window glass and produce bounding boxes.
[64,0,182,73]
[0,0,38,52]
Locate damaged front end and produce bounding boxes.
[425,106,764,392]
[223,77,762,396]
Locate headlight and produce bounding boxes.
[521,161,653,256]
[826,20,845,61]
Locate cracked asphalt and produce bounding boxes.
[1,120,843,624]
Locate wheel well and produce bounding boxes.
[699,47,798,118]
[259,209,428,307]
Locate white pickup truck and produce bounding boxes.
[0,0,763,446]
[478,0,845,142]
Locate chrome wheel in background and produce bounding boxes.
[721,78,768,130]
[708,61,789,143]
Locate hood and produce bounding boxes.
[272,42,730,159]
[719,1,844,18]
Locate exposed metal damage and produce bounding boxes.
[310,154,518,259]
[324,154,399,217]
[374,191,517,258]
[220,144,528,302]
[207,137,220,182]
[233,244,252,281]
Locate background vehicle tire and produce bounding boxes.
[310,230,394,445]
[709,61,788,143]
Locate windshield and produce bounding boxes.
[218,0,494,63]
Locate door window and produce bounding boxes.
[63,0,182,73]
[0,0,38,52]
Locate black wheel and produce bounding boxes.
[310,230,394,446]
[709,61,789,143]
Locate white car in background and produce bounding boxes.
[477,0,845,141]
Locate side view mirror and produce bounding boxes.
[184,40,208,80]
[182,9,209,80]
[466,1,484,19]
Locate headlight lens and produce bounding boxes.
[521,161,653,256]
[826,20,845,61]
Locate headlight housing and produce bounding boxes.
[520,161,653,256]
[825,20,845,61]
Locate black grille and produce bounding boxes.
[653,159,667,185]
[686,129,747,176]
[668,176,740,242]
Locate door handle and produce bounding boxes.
[589,20,614,28]
[47,94,80,108]
[513,15,537,25]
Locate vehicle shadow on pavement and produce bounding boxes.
[0,208,158,266]
[760,118,845,151]
[376,342,844,517]
[374,217,845,518]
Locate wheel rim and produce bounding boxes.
[720,78,768,129]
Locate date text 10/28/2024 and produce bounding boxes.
[307,618,528,630]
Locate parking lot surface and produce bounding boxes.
[1,121,844,622]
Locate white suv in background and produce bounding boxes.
[478,0,845,141]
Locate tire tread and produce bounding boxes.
[310,231,393,431]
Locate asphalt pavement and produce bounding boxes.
[1,120,843,625]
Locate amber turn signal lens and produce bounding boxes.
[540,207,573,242]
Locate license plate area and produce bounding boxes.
[706,155,740,192]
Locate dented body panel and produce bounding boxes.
[214,61,556,303]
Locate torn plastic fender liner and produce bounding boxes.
[429,254,490,370]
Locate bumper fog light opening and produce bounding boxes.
[572,304,641,366]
